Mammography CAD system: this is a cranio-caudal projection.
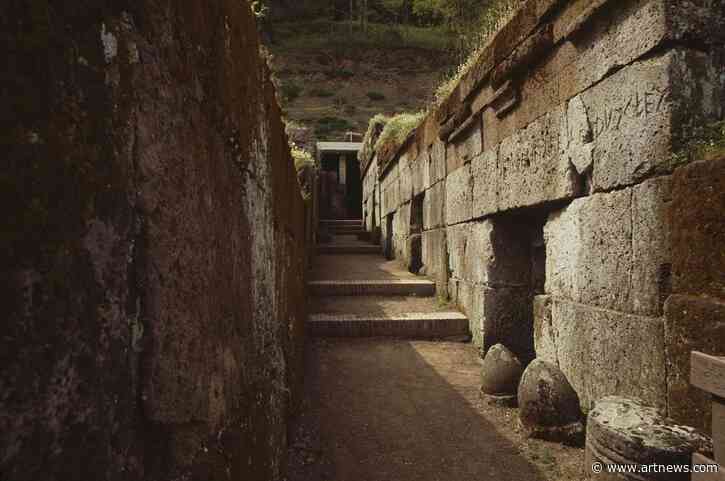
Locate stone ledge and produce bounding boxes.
[307,312,469,338]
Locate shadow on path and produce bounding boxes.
[289,338,547,481]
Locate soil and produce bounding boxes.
[269,45,453,139]
[287,338,586,481]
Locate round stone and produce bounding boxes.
[517,359,583,443]
[481,344,523,396]
[586,396,713,480]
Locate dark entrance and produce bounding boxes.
[319,150,362,220]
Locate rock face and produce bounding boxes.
[517,359,583,443]
[1,2,308,481]
[360,0,725,429]
[586,396,713,480]
[480,344,523,405]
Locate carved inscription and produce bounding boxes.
[590,87,670,139]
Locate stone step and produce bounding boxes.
[308,279,436,296]
[307,311,469,339]
[320,219,363,226]
[316,244,379,255]
[328,226,365,234]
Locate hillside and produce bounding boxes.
[265,21,457,142]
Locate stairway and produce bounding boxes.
[308,219,470,339]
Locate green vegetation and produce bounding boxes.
[310,87,335,98]
[673,120,725,165]
[315,116,354,139]
[366,91,386,101]
[374,111,425,151]
[290,143,315,171]
[360,114,391,162]
[274,20,455,52]
[280,81,303,102]
[433,0,524,106]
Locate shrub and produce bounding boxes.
[315,116,354,139]
[290,143,315,171]
[366,91,386,101]
[310,88,335,98]
[339,68,355,78]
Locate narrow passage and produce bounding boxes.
[288,219,576,481]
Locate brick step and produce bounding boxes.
[307,312,470,339]
[316,244,379,254]
[308,279,436,296]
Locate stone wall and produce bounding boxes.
[1,2,308,480]
[361,0,725,428]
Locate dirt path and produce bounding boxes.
[288,338,585,481]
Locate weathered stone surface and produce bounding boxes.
[560,95,594,176]
[545,177,671,316]
[446,116,482,167]
[494,104,580,214]
[665,294,725,431]
[586,396,712,480]
[471,148,499,218]
[428,140,447,185]
[423,181,445,230]
[518,359,584,443]
[481,344,523,396]
[445,163,473,225]
[393,202,411,261]
[1,3,307,480]
[381,174,400,216]
[670,156,725,300]
[549,299,666,412]
[480,287,534,363]
[446,224,470,280]
[411,154,429,197]
[632,176,672,314]
[462,220,531,287]
[533,295,557,365]
[579,49,723,192]
[399,165,413,206]
[422,228,448,296]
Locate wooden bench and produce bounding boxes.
[691,352,725,480]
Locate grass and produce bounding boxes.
[374,111,426,152]
[432,0,525,107]
[366,91,386,101]
[360,114,391,162]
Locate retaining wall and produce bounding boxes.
[361,0,725,428]
[1,2,308,480]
